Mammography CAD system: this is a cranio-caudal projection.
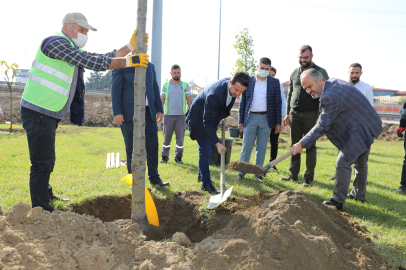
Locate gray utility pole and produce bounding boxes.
[217,0,222,80]
[151,0,163,88]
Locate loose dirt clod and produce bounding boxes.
[228,161,266,174]
[172,232,192,246]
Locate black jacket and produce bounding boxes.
[186,78,235,143]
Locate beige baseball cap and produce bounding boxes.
[62,12,97,31]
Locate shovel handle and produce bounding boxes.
[262,149,294,171]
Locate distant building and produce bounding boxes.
[372,87,399,97]
[188,79,204,96]
[14,69,29,84]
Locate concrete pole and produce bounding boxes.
[217,0,222,80]
[151,0,163,89]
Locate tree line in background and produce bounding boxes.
[85,70,112,90]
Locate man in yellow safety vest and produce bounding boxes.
[21,12,148,212]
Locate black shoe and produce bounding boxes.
[347,193,365,203]
[329,174,336,180]
[323,198,343,210]
[302,179,312,187]
[281,174,298,182]
[236,174,244,180]
[201,184,220,194]
[51,195,70,202]
[395,186,406,194]
[174,156,184,164]
[255,175,264,182]
[160,156,169,163]
[270,166,278,172]
[150,179,170,187]
[48,185,69,202]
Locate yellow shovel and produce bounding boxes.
[120,174,159,226]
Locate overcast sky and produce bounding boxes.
[1,0,406,91]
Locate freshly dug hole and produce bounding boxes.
[70,190,216,243]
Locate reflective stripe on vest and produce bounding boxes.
[22,32,77,112]
[164,81,187,114]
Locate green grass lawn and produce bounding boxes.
[0,123,405,267]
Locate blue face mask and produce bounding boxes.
[258,69,269,78]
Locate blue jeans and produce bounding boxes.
[239,113,272,176]
[196,135,215,187]
[401,138,406,187]
[21,106,59,212]
[120,109,161,183]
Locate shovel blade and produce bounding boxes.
[207,186,233,209]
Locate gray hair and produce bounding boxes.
[300,68,325,82]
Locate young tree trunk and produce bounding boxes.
[131,0,149,233]
[7,81,12,133]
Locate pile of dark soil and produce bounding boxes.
[378,123,403,142]
[0,89,119,128]
[0,190,395,269]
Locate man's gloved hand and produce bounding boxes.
[127,30,149,51]
[396,127,405,138]
[126,53,149,68]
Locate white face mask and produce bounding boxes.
[68,25,88,48]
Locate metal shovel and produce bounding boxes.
[228,149,294,175]
[207,119,233,209]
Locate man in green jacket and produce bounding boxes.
[282,45,329,187]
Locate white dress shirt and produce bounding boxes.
[226,83,232,107]
[250,76,267,112]
[353,80,373,106]
[279,82,287,117]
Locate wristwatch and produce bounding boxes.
[300,142,305,148]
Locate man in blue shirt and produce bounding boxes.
[237,58,282,181]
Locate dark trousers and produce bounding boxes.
[120,109,161,183]
[401,139,406,187]
[196,135,215,187]
[269,127,280,162]
[21,106,59,212]
[289,110,318,180]
[334,147,371,203]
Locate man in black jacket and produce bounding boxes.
[186,71,250,194]
[282,45,329,187]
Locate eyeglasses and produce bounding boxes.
[298,56,311,60]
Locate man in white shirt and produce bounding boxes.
[349,63,374,106]
[329,62,374,181]
[237,58,282,181]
